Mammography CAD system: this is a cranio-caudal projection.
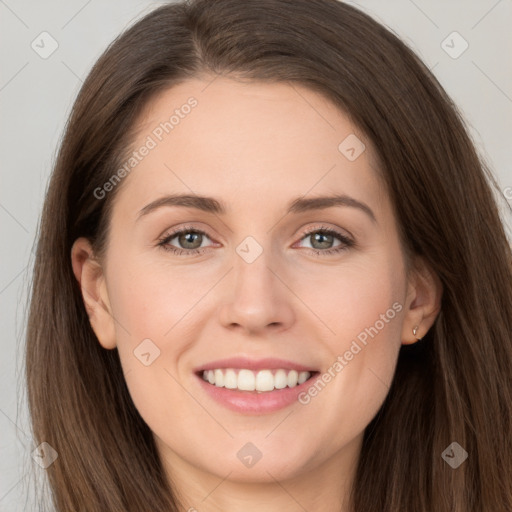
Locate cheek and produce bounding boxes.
[105,262,206,435]
[105,256,224,399]
[299,250,404,350]
[294,253,405,432]
[108,257,198,340]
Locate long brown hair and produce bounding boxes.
[25,0,512,510]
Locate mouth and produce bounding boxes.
[192,356,321,413]
[195,368,320,393]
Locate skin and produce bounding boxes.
[71,76,442,512]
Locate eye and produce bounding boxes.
[157,225,214,256]
[157,224,355,257]
[295,225,354,256]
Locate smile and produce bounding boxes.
[200,368,313,392]
[193,357,321,414]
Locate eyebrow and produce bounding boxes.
[137,193,377,224]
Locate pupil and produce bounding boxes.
[313,232,332,249]
[181,232,201,248]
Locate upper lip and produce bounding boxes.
[194,357,317,373]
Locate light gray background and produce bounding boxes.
[1,0,511,509]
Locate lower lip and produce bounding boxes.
[195,372,320,414]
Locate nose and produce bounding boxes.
[218,245,296,336]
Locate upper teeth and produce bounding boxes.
[202,368,311,392]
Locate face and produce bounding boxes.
[72,76,438,494]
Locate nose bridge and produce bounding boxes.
[233,235,279,308]
[218,234,295,332]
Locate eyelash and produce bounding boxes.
[156,224,355,257]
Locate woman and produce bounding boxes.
[25,0,512,510]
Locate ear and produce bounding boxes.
[401,255,443,345]
[71,237,117,349]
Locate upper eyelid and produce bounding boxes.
[160,225,213,242]
[300,225,352,238]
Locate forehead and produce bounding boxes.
[114,76,387,218]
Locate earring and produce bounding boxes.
[412,325,422,341]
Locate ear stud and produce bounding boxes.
[412,325,422,340]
